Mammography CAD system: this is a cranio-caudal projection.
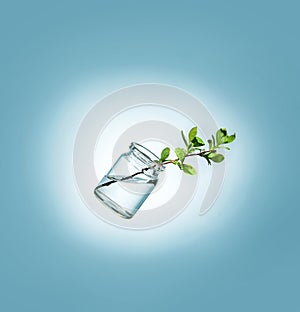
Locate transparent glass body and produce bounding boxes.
[94,143,164,219]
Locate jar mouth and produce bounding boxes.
[130,142,165,171]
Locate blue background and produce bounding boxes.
[1,1,299,311]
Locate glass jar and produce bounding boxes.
[94,142,164,219]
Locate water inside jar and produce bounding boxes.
[95,173,157,218]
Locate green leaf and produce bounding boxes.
[222,133,236,144]
[212,135,216,147]
[177,161,183,170]
[216,128,236,145]
[192,136,205,147]
[182,164,197,175]
[216,128,227,145]
[201,154,212,165]
[188,127,197,142]
[208,139,212,150]
[181,130,188,147]
[175,147,186,161]
[209,153,224,163]
[160,147,170,162]
[218,146,230,150]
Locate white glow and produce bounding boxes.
[38,76,259,255]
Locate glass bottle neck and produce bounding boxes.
[128,142,165,176]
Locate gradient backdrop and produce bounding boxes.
[1,1,299,311]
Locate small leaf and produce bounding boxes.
[201,154,212,165]
[160,147,170,162]
[216,128,227,145]
[188,127,197,142]
[208,139,212,150]
[177,161,183,170]
[216,128,236,145]
[212,135,216,147]
[208,152,216,158]
[209,153,224,163]
[181,130,188,147]
[216,130,222,145]
[218,146,230,150]
[187,143,193,151]
[223,133,236,144]
[173,160,182,169]
[175,147,186,161]
[182,164,197,175]
[192,136,205,147]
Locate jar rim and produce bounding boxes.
[130,142,165,170]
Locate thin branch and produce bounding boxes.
[96,167,151,188]
[95,149,216,189]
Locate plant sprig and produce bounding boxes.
[98,126,236,189]
[157,127,236,175]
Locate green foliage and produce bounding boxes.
[212,134,216,147]
[175,147,185,161]
[181,130,188,148]
[157,126,236,175]
[192,136,205,147]
[188,127,197,142]
[208,153,224,163]
[201,153,212,165]
[176,161,183,170]
[216,128,236,145]
[159,147,170,162]
[182,164,197,175]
